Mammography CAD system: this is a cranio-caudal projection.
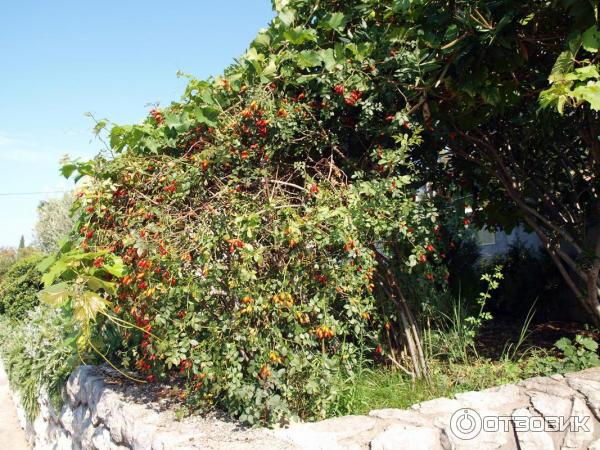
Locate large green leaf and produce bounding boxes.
[319,48,338,71]
[573,81,600,110]
[548,51,575,83]
[582,25,600,52]
[36,254,56,273]
[320,13,347,31]
[103,257,126,278]
[278,8,296,26]
[41,259,69,287]
[86,276,117,295]
[296,50,322,68]
[283,27,317,45]
[38,282,71,307]
[73,291,110,324]
[193,107,220,127]
[566,64,600,81]
[253,31,271,48]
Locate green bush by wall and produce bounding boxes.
[0,254,44,319]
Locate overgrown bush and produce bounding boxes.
[45,151,449,424]
[0,306,79,420]
[40,0,469,425]
[0,254,44,319]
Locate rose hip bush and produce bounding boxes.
[43,0,458,424]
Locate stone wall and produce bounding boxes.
[6,363,600,449]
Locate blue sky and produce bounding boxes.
[0,1,274,248]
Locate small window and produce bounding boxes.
[477,228,496,246]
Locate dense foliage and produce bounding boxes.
[38,0,600,425]
[406,0,600,323]
[46,0,467,424]
[0,254,44,319]
[0,307,79,420]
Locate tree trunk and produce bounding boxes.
[520,212,600,327]
[374,249,429,379]
[449,127,600,327]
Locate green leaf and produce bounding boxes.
[103,257,126,278]
[572,81,600,110]
[73,290,110,324]
[579,337,598,352]
[60,164,77,179]
[283,27,317,45]
[319,48,338,71]
[41,259,69,287]
[554,337,571,352]
[109,125,133,152]
[393,0,411,11]
[163,113,182,130]
[38,282,71,307]
[566,64,600,81]
[278,8,296,26]
[37,254,57,273]
[296,50,322,68]
[519,13,535,26]
[93,120,108,136]
[548,51,575,83]
[260,58,278,80]
[582,25,600,53]
[321,13,347,31]
[86,276,117,295]
[194,107,220,127]
[253,32,271,48]
[244,47,264,62]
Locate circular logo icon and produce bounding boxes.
[449,408,482,440]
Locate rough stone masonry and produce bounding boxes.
[6,363,600,449]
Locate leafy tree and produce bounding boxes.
[34,193,76,253]
[388,0,600,325]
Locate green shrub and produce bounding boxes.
[532,335,600,375]
[0,254,45,319]
[0,306,79,420]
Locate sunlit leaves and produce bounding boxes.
[572,81,600,110]
[283,27,317,45]
[38,282,71,307]
[548,51,575,83]
[541,64,600,113]
[296,50,322,68]
[73,291,110,324]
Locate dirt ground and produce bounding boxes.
[0,367,30,449]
